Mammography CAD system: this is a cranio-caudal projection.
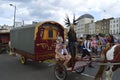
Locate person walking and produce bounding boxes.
[82,34,94,68]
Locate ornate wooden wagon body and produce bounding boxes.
[10,21,65,64]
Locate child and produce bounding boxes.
[55,36,71,69]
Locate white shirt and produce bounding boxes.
[83,40,91,52]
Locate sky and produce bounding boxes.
[0,0,120,26]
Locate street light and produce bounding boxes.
[10,4,16,28]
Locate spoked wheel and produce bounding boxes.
[20,55,27,65]
[75,66,85,74]
[54,63,67,80]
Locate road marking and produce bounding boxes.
[81,73,95,78]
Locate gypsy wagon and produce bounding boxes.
[10,21,65,64]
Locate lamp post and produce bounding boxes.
[10,4,16,28]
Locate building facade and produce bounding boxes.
[95,20,103,34]
[88,22,95,34]
[110,18,120,34]
[75,14,94,38]
[95,17,114,34]
[102,18,113,34]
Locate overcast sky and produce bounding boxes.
[0,0,120,26]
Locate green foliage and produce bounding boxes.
[98,33,105,37]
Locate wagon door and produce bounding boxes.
[42,27,58,52]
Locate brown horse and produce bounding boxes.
[95,44,120,80]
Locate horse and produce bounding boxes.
[95,44,120,80]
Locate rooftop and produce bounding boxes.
[77,14,94,20]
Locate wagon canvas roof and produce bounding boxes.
[11,24,36,31]
[11,21,64,31]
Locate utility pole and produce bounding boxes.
[10,4,16,28]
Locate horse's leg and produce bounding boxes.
[112,65,119,71]
[105,65,113,80]
[95,65,105,80]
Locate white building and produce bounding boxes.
[110,18,120,34]
[88,22,95,34]
[75,14,94,38]
[0,25,12,30]
[15,22,23,27]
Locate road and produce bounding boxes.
[0,53,120,80]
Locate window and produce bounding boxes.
[42,28,58,40]
[48,30,53,38]
[117,19,118,22]
[113,20,115,23]
[117,24,119,27]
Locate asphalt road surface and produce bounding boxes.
[0,53,120,80]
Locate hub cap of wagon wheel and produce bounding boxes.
[20,56,26,64]
[75,66,85,74]
[54,63,67,80]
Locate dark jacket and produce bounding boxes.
[67,32,77,42]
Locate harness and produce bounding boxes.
[114,51,120,61]
[114,44,120,61]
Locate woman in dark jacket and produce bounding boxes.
[67,25,77,66]
[68,25,77,58]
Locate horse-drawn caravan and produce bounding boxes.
[10,21,65,64]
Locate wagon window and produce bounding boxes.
[42,28,58,40]
[48,30,53,38]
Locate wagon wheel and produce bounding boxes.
[54,63,67,80]
[0,47,6,54]
[75,66,85,74]
[20,55,27,65]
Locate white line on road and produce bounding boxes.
[81,73,95,78]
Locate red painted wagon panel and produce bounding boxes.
[0,29,10,52]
